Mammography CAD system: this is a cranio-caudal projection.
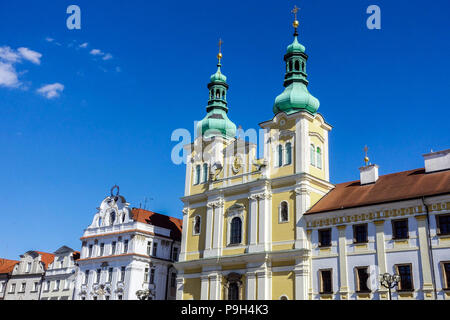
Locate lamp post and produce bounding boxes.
[380,272,401,300]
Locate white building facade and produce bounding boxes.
[305,150,450,300]
[40,246,80,300]
[3,251,54,300]
[73,187,182,300]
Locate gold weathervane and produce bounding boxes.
[291,5,300,30]
[364,145,370,166]
[217,38,223,64]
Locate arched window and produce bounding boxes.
[98,217,103,227]
[194,165,201,184]
[294,60,300,71]
[289,60,293,71]
[193,216,201,235]
[285,142,292,165]
[230,217,242,244]
[228,282,239,300]
[280,201,289,222]
[278,145,283,167]
[202,163,208,183]
[222,90,225,99]
[280,295,288,300]
[122,213,125,223]
[316,147,322,169]
[216,89,220,98]
[302,61,305,71]
[310,144,315,166]
[110,211,116,225]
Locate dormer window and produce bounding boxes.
[110,211,116,224]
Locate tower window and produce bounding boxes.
[202,163,208,183]
[230,217,242,244]
[294,60,300,71]
[310,144,315,166]
[110,211,116,225]
[302,61,305,71]
[280,201,289,222]
[193,216,201,235]
[289,60,292,71]
[285,142,292,165]
[194,165,201,185]
[316,147,322,169]
[278,145,283,167]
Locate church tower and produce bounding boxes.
[176,7,334,300]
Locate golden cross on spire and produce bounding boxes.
[291,5,300,33]
[364,145,370,166]
[217,38,223,64]
[291,5,299,20]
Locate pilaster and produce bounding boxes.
[337,225,348,299]
[415,214,435,299]
[294,185,310,249]
[179,207,189,261]
[373,219,388,299]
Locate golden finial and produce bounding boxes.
[291,5,300,31]
[217,38,223,64]
[364,145,370,166]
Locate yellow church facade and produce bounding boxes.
[174,12,336,299]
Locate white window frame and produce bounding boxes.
[279,201,290,223]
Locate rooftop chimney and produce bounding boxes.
[423,149,450,173]
[359,164,379,185]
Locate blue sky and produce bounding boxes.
[0,0,449,260]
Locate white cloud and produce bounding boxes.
[18,47,42,65]
[0,62,20,87]
[36,83,64,99]
[90,49,104,56]
[0,46,21,63]
[79,42,88,48]
[102,53,113,60]
[45,37,54,42]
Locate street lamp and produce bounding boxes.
[380,272,401,300]
[136,288,154,300]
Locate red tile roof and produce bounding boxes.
[35,251,55,270]
[131,208,182,241]
[0,259,19,274]
[307,168,450,214]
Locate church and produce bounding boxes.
[174,9,450,300]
